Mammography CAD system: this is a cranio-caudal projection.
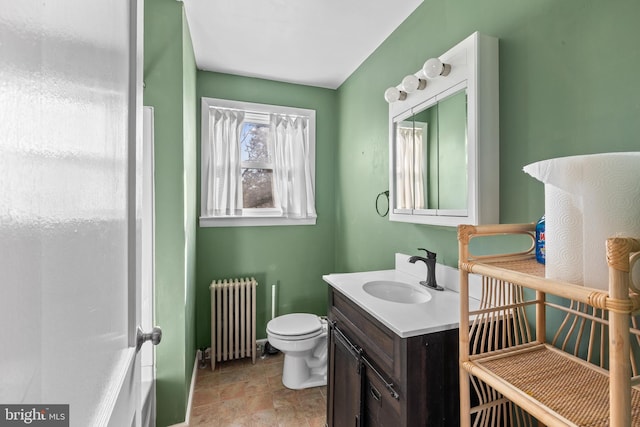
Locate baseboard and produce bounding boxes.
[167,351,199,427]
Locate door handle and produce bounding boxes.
[136,326,162,352]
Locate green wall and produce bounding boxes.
[195,73,338,347]
[144,1,197,425]
[335,0,640,272]
[182,4,198,420]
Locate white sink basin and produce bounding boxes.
[362,280,432,304]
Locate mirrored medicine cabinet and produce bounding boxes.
[387,32,499,227]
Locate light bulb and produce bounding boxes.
[401,74,427,93]
[423,58,451,79]
[384,87,407,103]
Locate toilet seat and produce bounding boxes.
[267,313,323,341]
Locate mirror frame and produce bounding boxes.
[387,32,499,227]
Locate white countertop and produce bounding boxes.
[322,254,480,338]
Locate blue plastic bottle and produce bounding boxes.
[535,215,545,265]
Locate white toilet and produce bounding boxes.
[266,313,328,389]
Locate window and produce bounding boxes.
[240,115,274,209]
[200,98,316,227]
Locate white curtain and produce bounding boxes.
[395,126,425,210]
[271,114,317,218]
[203,108,244,216]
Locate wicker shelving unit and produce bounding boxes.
[458,223,640,427]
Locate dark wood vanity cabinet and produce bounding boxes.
[327,288,459,427]
[330,326,364,425]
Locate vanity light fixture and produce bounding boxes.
[384,86,407,103]
[423,57,451,78]
[401,74,427,93]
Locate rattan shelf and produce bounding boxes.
[457,223,640,427]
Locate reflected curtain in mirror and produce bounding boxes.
[395,123,426,210]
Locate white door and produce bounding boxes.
[0,0,151,426]
[140,106,157,427]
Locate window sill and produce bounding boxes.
[199,216,317,228]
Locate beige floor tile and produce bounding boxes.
[296,396,326,418]
[218,381,251,401]
[275,406,309,427]
[193,354,326,427]
[247,408,279,426]
[296,387,324,400]
[243,378,272,397]
[307,415,327,427]
[190,404,225,426]
[261,364,283,378]
[266,373,287,392]
[271,388,300,408]
[247,394,274,413]
[192,387,222,408]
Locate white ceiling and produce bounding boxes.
[182,0,423,89]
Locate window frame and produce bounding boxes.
[199,97,316,228]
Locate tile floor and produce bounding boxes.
[190,352,327,426]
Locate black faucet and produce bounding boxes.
[408,248,444,291]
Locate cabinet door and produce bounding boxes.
[328,327,364,427]
[363,365,401,427]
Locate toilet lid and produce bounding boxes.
[266,313,322,337]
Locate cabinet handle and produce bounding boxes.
[332,325,363,363]
[361,355,400,400]
[369,385,381,402]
